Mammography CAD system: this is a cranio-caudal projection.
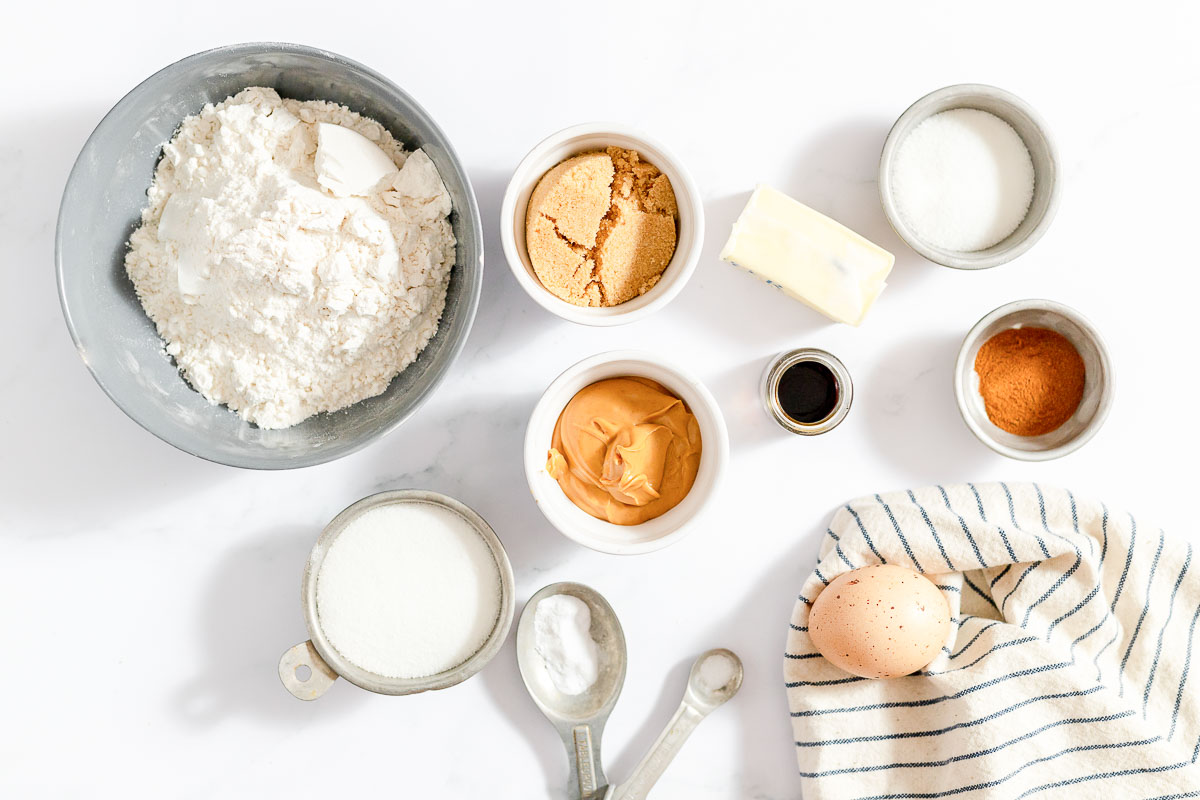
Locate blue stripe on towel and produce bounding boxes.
[1020,552,1082,628]
[789,662,1074,717]
[908,490,953,570]
[970,481,1018,562]
[998,527,1017,561]
[797,712,1136,777]
[1169,595,1200,740]
[907,490,997,609]
[793,685,1104,742]
[1144,545,1191,717]
[938,485,988,567]
[951,621,1000,658]
[1002,481,1051,558]
[856,737,1162,799]
[1068,608,1112,664]
[1065,489,1095,557]
[877,494,924,571]
[1001,563,1038,615]
[962,576,998,611]
[1093,627,1120,682]
[928,635,1037,675]
[1011,745,1199,799]
[827,529,857,569]
[1047,583,1099,640]
[1119,529,1165,697]
[967,482,987,519]
[1034,483,1083,555]
[846,504,887,564]
[989,564,1012,587]
[1111,514,1138,612]
[1100,503,1110,564]
[786,674,864,688]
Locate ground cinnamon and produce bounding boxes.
[974,327,1085,436]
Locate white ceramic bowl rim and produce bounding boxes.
[500,122,704,327]
[524,350,729,554]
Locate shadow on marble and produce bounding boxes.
[355,381,578,581]
[477,633,566,796]
[0,108,235,538]
[668,191,834,346]
[607,654,695,783]
[784,116,937,302]
[171,524,366,726]
[860,332,992,482]
[711,512,828,797]
[464,167,560,362]
[705,353,786,456]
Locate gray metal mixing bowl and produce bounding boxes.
[56,43,483,469]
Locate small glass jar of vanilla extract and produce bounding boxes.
[761,348,853,435]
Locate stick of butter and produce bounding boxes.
[719,185,894,326]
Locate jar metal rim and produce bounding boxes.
[762,349,854,435]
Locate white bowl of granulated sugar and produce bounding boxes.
[878,83,1061,270]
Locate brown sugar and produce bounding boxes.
[525,146,678,307]
[974,327,1086,436]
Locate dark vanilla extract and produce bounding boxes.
[777,361,839,425]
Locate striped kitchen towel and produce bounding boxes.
[785,483,1200,799]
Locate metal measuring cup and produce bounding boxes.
[278,489,516,699]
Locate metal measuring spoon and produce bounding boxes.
[516,582,627,800]
[606,649,743,800]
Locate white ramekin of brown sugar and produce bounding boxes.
[500,123,704,326]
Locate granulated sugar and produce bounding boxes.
[891,108,1034,252]
[316,502,501,679]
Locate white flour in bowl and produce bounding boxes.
[124,87,456,429]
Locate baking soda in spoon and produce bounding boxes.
[533,594,600,695]
[891,108,1034,251]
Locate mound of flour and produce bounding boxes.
[125,87,455,429]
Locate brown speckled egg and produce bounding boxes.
[808,564,950,679]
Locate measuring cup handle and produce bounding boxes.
[279,641,338,700]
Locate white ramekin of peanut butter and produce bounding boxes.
[524,350,729,554]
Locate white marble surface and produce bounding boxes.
[3,2,1200,797]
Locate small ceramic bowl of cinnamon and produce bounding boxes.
[954,299,1114,461]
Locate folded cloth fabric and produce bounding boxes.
[785,482,1200,799]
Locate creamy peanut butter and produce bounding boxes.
[547,377,702,526]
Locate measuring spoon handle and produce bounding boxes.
[561,723,607,800]
[610,702,705,800]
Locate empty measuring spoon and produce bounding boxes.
[517,582,627,800]
[607,649,743,800]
